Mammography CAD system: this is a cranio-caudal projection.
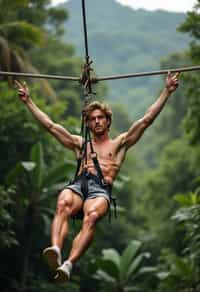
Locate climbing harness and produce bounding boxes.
[72,55,117,220]
[70,111,117,221]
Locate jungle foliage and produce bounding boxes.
[1,0,200,292]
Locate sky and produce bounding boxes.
[51,0,196,12]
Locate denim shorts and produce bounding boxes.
[64,175,111,205]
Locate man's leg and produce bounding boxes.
[51,189,83,248]
[55,197,108,282]
[43,189,83,270]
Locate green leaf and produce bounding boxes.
[175,192,200,206]
[118,173,130,182]
[157,271,170,280]
[124,287,140,291]
[192,175,200,184]
[138,266,157,275]
[30,142,44,189]
[95,258,120,280]
[174,194,192,206]
[95,270,116,284]
[21,161,36,172]
[126,254,144,281]
[102,248,121,270]
[120,240,142,280]
[172,208,190,222]
[6,162,23,184]
[42,160,75,187]
[113,180,124,191]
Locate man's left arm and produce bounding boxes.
[120,72,179,149]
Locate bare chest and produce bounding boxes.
[87,140,118,160]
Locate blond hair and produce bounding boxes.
[85,101,112,129]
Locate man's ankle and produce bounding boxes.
[52,245,61,253]
[64,260,73,269]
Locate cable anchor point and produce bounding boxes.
[79,58,98,97]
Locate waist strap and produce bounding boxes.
[73,172,112,193]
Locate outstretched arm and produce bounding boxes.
[15,80,82,152]
[120,72,179,149]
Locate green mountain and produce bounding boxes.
[60,0,189,116]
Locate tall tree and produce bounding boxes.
[178,0,200,146]
[0,0,71,99]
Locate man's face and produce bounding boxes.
[88,109,109,135]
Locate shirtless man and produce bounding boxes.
[15,71,179,283]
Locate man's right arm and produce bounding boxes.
[15,80,82,152]
[117,72,179,150]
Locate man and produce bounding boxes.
[15,71,179,282]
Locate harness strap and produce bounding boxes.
[74,109,87,179]
[88,129,104,182]
[73,114,117,220]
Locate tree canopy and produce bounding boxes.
[1,0,200,292]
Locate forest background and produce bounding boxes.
[1,0,200,291]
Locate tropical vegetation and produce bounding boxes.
[1,0,200,291]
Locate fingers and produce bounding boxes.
[14,79,23,88]
[14,79,30,101]
[173,72,180,84]
[166,71,180,93]
[167,71,180,86]
[167,71,180,78]
[14,79,29,90]
[167,71,172,78]
[19,88,26,95]
[175,72,180,78]
[23,81,28,89]
[173,72,180,82]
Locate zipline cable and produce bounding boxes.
[96,65,200,81]
[1,65,200,82]
[0,71,79,81]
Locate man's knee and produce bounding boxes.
[56,191,73,216]
[84,209,99,228]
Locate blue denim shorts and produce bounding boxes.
[64,175,111,205]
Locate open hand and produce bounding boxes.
[15,80,30,102]
[165,71,179,94]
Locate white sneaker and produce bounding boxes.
[54,260,72,283]
[43,246,62,271]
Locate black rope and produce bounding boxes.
[81,0,90,61]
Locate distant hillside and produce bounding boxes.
[60,0,189,116]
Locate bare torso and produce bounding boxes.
[77,136,126,185]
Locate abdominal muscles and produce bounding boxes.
[80,157,120,185]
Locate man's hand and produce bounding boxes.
[15,80,30,102]
[165,71,179,94]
